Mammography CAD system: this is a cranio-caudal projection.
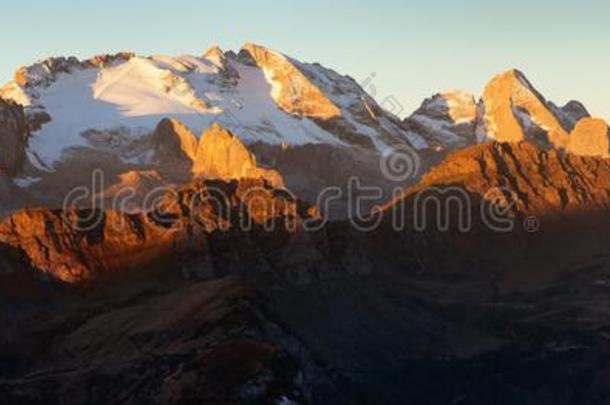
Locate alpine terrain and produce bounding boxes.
[0,43,610,404]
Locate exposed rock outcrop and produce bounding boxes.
[241,43,340,120]
[407,69,610,158]
[239,43,426,149]
[561,100,590,124]
[0,98,29,176]
[390,141,610,218]
[192,122,255,176]
[404,91,477,148]
[85,52,135,69]
[0,178,316,283]
[13,57,82,88]
[11,53,135,89]
[192,122,284,188]
[203,45,239,83]
[476,69,570,149]
[150,118,198,163]
[25,109,52,132]
[567,117,609,157]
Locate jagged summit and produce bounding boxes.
[0,43,422,169]
[404,91,477,148]
[11,52,135,89]
[2,45,607,180]
[193,122,256,176]
[202,45,239,81]
[477,69,610,157]
[193,122,284,188]
[203,45,224,62]
[403,68,609,157]
[149,119,284,187]
[151,118,198,163]
[239,43,341,120]
[476,68,570,148]
[383,141,610,220]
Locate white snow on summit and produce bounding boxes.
[1,45,420,168]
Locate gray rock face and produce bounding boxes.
[562,100,591,124]
[150,118,198,163]
[403,91,477,149]
[12,53,135,89]
[0,98,29,176]
[0,172,15,216]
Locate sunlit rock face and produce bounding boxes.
[193,122,284,188]
[11,53,135,89]
[239,43,419,149]
[0,176,312,284]
[568,117,609,158]
[0,44,422,170]
[151,119,285,187]
[193,122,256,177]
[402,70,609,158]
[240,43,340,120]
[476,69,570,149]
[383,141,610,220]
[404,91,478,148]
[465,69,610,158]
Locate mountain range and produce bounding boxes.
[1,44,610,404]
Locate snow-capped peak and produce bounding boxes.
[0,44,422,168]
[403,91,478,148]
[402,68,608,157]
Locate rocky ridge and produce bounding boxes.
[151,120,284,188]
[0,44,423,170]
[2,47,610,404]
[405,69,610,157]
[0,97,30,176]
[150,118,199,163]
[4,140,610,403]
[0,178,317,284]
[385,141,610,220]
[404,91,478,148]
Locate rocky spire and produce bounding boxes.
[476,69,570,149]
[203,45,239,82]
[192,122,284,188]
[150,118,198,163]
[203,45,225,66]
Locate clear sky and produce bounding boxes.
[0,0,608,119]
